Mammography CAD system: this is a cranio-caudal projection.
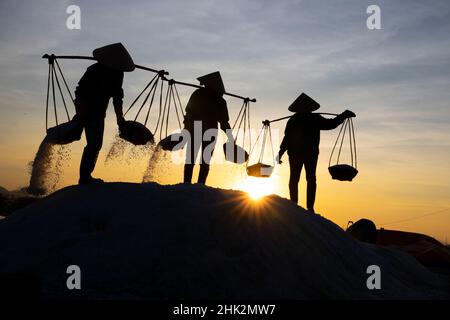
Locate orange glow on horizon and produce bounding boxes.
[0,124,449,243]
[234,176,277,201]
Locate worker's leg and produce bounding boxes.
[183,164,194,184]
[184,127,200,184]
[197,165,209,184]
[79,117,104,183]
[198,129,217,184]
[288,155,303,204]
[305,153,319,212]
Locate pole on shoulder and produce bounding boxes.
[42,55,96,61]
[41,54,255,102]
[135,64,169,75]
[42,54,169,75]
[266,112,340,124]
[161,77,257,102]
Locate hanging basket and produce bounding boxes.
[328,117,358,181]
[45,120,83,145]
[122,72,187,150]
[158,132,187,151]
[223,142,249,164]
[122,73,163,146]
[246,122,275,178]
[246,162,274,178]
[119,120,154,145]
[156,82,187,151]
[43,56,77,141]
[328,164,358,181]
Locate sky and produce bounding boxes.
[0,0,449,241]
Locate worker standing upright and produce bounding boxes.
[183,71,233,184]
[277,93,355,212]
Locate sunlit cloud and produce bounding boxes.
[0,0,449,240]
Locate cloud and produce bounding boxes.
[0,0,449,194]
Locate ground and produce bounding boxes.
[0,182,448,299]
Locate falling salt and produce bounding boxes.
[105,134,153,166]
[105,135,128,164]
[27,138,71,195]
[28,139,53,195]
[142,145,172,183]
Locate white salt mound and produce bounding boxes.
[0,182,448,299]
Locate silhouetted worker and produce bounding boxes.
[73,43,135,184]
[183,71,232,184]
[277,93,355,212]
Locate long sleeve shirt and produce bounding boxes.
[184,88,230,131]
[74,63,124,118]
[279,112,346,157]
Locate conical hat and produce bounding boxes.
[197,71,225,94]
[92,43,135,72]
[288,93,320,112]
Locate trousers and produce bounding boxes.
[79,117,105,179]
[288,153,318,210]
[183,127,217,184]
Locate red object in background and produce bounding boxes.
[377,229,450,269]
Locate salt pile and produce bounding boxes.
[0,182,447,299]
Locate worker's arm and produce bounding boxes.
[113,97,124,125]
[277,119,293,163]
[220,121,234,143]
[279,136,288,157]
[113,73,125,126]
[318,110,355,130]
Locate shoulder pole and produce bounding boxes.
[162,77,256,103]
[265,112,339,124]
[42,54,256,102]
[42,54,169,75]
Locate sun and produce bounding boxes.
[236,176,276,200]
